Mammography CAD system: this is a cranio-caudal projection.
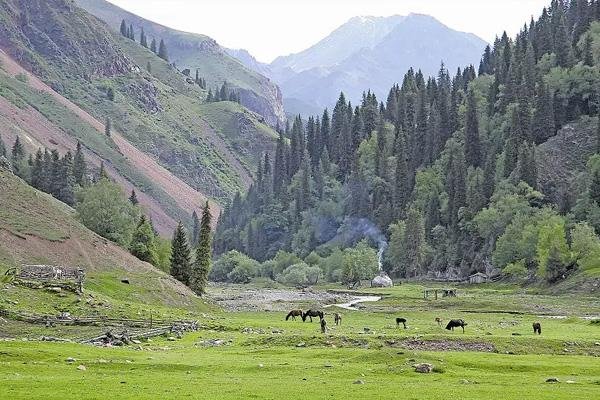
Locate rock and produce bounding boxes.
[566,380,576,384]
[258,364,264,368]
[66,357,76,363]
[546,377,560,383]
[324,364,333,368]
[167,337,177,341]
[363,327,371,333]
[131,339,141,344]
[77,365,86,371]
[353,380,365,385]
[414,363,434,373]
[460,379,470,384]
[296,342,306,348]
[47,287,61,293]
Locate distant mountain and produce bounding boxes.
[76,0,286,127]
[228,14,487,115]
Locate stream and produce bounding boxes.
[324,295,382,310]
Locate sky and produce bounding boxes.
[108,0,551,63]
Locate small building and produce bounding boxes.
[468,272,488,284]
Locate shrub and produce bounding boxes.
[210,250,259,283]
[276,263,321,287]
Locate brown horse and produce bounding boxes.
[532,322,542,335]
[286,309,303,321]
[435,317,443,327]
[396,317,407,329]
[334,313,342,326]
[302,309,324,322]
[446,319,467,333]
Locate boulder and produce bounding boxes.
[414,363,434,373]
[545,377,560,383]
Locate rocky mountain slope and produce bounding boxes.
[76,0,286,128]
[0,0,279,233]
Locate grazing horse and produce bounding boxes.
[286,309,303,321]
[320,318,327,333]
[445,319,467,333]
[302,309,324,322]
[334,313,342,326]
[532,322,542,335]
[396,317,407,329]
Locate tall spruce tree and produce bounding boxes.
[105,118,111,137]
[72,141,87,186]
[120,19,127,37]
[170,221,192,285]
[192,202,212,295]
[140,27,148,47]
[130,215,158,265]
[464,89,481,167]
[150,38,157,53]
[192,210,201,245]
[158,39,169,61]
[129,189,139,205]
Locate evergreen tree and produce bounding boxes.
[129,189,139,205]
[464,89,481,167]
[192,210,201,245]
[105,118,111,137]
[129,24,135,40]
[192,201,212,295]
[31,148,44,190]
[11,136,25,176]
[140,27,148,47]
[158,39,169,61]
[0,136,6,157]
[170,221,192,285]
[130,215,158,265]
[120,19,127,37]
[150,38,157,53]
[446,142,467,229]
[72,141,87,187]
[58,152,75,205]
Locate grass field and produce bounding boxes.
[1,283,599,399]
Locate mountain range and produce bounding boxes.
[230,14,488,115]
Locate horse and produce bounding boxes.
[320,318,327,333]
[334,313,342,326]
[286,309,303,321]
[396,317,407,329]
[445,319,467,333]
[532,322,542,335]
[435,317,443,327]
[302,309,324,322]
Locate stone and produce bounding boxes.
[66,357,76,363]
[353,380,365,385]
[131,339,141,344]
[460,379,470,384]
[566,380,576,384]
[546,377,560,383]
[258,364,264,368]
[414,363,434,373]
[77,365,86,371]
[167,336,177,341]
[296,342,306,348]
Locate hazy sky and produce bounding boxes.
[108,0,550,63]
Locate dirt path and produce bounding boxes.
[0,49,221,230]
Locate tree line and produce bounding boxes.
[120,19,169,62]
[215,0,600,284]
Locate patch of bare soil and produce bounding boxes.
[207,284,353,312]
[398,339,496,352]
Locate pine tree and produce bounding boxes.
[11,136,25,176]
[192,201,212,295]
[31,148,44,189]
[129,24,135,40]
[393,131,410,219]
[158,39,169,61]
[130,215,158,265]
[120,19,127,37]
[58,152,75,206]
[192,210,201,245]
[140,27,147,47]
[150,38,157,53]
[464,89,481,167]
[0,136,6,157]
[446,142,467,229]
[72,141,87,186]
[98,161,109,180]
[170,221,192,285]
[129,189,139,205]
[105,118,111,137]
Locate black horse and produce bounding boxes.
[533,322,542,335]
[286,309,303,321]
[445,319,467,333]
[396,317,407,329]
[302,309,324,322]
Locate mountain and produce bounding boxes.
[76,0,286,128]
[0,0,279,234]
[224,48,272,78]
[0,169,202,312]
[256,14,487,114]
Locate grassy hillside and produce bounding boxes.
[0,170,207,317]
[0,0,279,231]
[76,0,286,128]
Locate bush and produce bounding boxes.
[276,263,322,287]
[210,250,259,283]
